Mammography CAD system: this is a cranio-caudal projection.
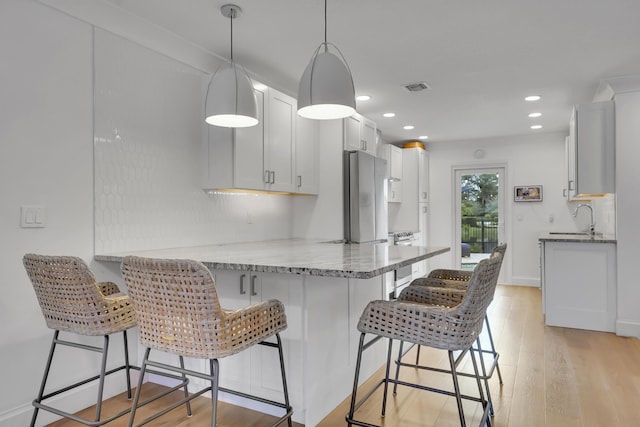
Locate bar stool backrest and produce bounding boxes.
[23,253,132,336]
[121,256,234,359]
[446,253,503,346]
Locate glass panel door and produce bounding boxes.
[454,167,505,270]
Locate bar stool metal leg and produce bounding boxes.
[209,359,219,427]
[275,334,293,427]
[94,335,110,422]
[30,331,59,427]
[448,350,466,427]
[484,314,503,384]
[123,330,132,400]
[128,348,150,427]
[380,338,394,417]
[178,356,192,417]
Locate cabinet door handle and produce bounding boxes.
[391,190,395,198]
[422,191,427,199]
[568,180,574,191]
[422,206,427,213]
[250,275,258,296]
[563,188,567,197]
[264,170,271,184]
[239,274,246,295]
[297,175,302,188]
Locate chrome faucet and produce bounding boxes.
[573,203,595,236]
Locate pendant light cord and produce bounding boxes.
[230,8,234,61]
[323,0,328,52]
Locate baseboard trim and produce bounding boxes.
[616,319,640,338]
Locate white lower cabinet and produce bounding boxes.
[542,241,616,332]
[207,270,385,426]
[213,270,303,412]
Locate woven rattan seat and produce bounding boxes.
[347,254,503,427]
[23,253,137,427]
[120,256,292,427]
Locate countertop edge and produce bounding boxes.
[538,233,617,244]
[95,243,450,279]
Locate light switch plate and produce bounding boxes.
[21,205,46,228]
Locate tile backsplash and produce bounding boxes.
[93,29,292,254]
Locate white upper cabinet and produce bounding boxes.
[389,147,428,232]
[234,86,268,190]
[344,113,377,155]
[266,88,295,193]
[418,147,428,202]
[295,115,319,195]
[379,144,403,203]
[203,85,317,195]
[566,100,615,199]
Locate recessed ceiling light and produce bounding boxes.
[530,125,543,130]
[525,95,541,102]
[383,112,396,118]
[356,95,371,101]
[403,125,414,130]
[418,135,429,140]
[528,112,542,118]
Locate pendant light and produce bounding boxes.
[205,4,258,128]
[297,0,356,120]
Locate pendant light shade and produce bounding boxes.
[205,62,258,127]
[205,4,258,128]
[297,0,356,120]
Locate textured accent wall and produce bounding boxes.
[93,30,292,254]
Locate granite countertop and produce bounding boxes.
[95,239,450,279]
[538,232,617,244]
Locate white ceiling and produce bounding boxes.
[104,0,640,143]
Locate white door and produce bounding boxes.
[453,166,506,277]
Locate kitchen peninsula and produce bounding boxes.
[96,239,449,426]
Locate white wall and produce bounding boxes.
[426,132,588,285]
[93,29,293,255]
[0,2,110,425]
[613,89,640,337]
[0,1,297,425]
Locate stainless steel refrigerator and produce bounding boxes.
[343,150,388,243]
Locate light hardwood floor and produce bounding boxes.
[48,285,640,427]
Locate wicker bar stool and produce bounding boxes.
[120,256,293,427]
[23,254,137,427]
[408,243,507,385]
[346,254,503,427]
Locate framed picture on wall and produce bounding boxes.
[514,185,543,202]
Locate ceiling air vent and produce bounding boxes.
[402,81,431,92]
